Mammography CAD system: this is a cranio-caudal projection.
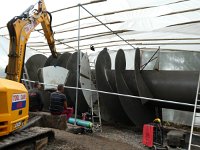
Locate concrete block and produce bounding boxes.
[167,130,186,148]
[29,112,67,130]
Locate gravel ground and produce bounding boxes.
[45,125,146,150]
[44,124,198,150]
[96,125,145,149]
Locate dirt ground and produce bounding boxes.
[45,125,146,150]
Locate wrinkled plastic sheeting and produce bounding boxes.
[162,108,200,126]
[141,51,200,71]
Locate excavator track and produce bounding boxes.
[0,127,54,150]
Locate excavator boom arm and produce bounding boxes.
[6,0,57,82]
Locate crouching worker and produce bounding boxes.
[49,84,73,121]
[28,81,43,112]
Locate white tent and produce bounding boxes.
[0,0,200,125]
[1,0,199,70]
[1,0,200,55]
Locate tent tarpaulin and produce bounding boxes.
[0,0,200,56]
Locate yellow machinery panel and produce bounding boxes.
[0,0,57,137]
[0,78,29,136]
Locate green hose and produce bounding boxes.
[68,117,93,128]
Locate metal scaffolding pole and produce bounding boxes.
[74,4,81,126]
[22,78,196,107]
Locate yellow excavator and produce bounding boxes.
[0,0,57,138]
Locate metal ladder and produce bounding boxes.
[22,65,32,90]
[90,91,102,132]
[89,60,102,132]
[188,73,200,150]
